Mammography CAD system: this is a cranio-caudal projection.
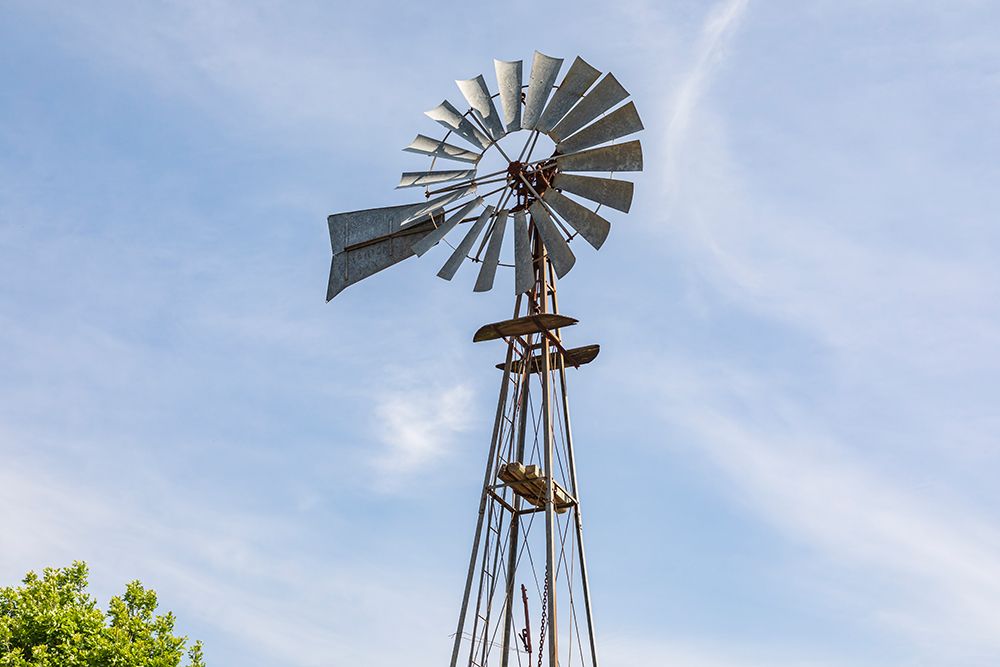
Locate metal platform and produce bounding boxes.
[473,313,577,343]
[498,462,574,514]
[496,344,600,372]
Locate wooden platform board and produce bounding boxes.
[498,462,573,514]
[496,344,600,372]
[473,313,578,343]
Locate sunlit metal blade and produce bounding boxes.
[403,134,480,163]
[494,59,523,133]
[536,56,601,134]
[474,210,509,292]
[542,189,611,250]
[400,184,477,226]
[552,173,634,213]
[556,102,643,154]
[529,201,575,278]
[521,52,563,130]
[549,73,629,143]
[457,75,506,141]
[397,169,476,189]
[425,101,491,150]
[438,206,495,280]
[513,210,533,294]
[554,140,643,172]
[327,202,439,300]
[410,197,484,257]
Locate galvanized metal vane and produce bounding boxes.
[326,51,645,301]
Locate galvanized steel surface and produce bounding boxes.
[556,101,644,154]
[529,201,575,278]
[397,168,477,188]
[401,184,477,226]
[404,134,480,163]
[411,197,484,257]
[494,59,523,133]
[457,75,507,141]
[326,202,437,300]
[548,73,629,143]
[513,210,533,295]
[555,140,644,173]
[535,56,601,134]
[551,173,634,213]
[328,50,644,298]
[521,51,563,130]
[474,210,509,292]
[541,189,611,250]
[425,100,492,150]
[438,205,494,280]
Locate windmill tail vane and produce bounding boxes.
[325,51,644,667]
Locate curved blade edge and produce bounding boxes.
[410,197,484,257]
[556,101,643,154]
[551,173,634,213]
[542,189,611,250]
[555,140,643,173]
[513,210,533,294]
[438,206,495,280]
[522,51,564,130]
[474,210,509,292]
[529,201,575,278]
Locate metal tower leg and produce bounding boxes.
[550,264,600,667]
[500,366,530,667]
[559,363,599,667]
[450,333,518,667]
[539,255,559,667]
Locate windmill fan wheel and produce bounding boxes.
[326,51,644,300]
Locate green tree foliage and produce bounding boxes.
[0,562,204,667]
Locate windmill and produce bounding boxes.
[326,51,643,667]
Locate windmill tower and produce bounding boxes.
[326,51,643,667]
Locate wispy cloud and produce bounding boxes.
[636,357,1000,657]
[664,0,749,196]
[628,0,1000,659]
[371,381,475,490]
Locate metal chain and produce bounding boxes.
[536,569,549,667]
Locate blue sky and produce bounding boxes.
[2,1,1000,665]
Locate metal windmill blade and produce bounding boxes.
[457,75,506,141]
[325,51,644,300]
[535,56,601,133]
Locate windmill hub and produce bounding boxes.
[506,158,557,213]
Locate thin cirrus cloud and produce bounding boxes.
[630,0,1000,660]
[371,383,476,490]
[663,0,749,194]
[640,358,1000,652]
